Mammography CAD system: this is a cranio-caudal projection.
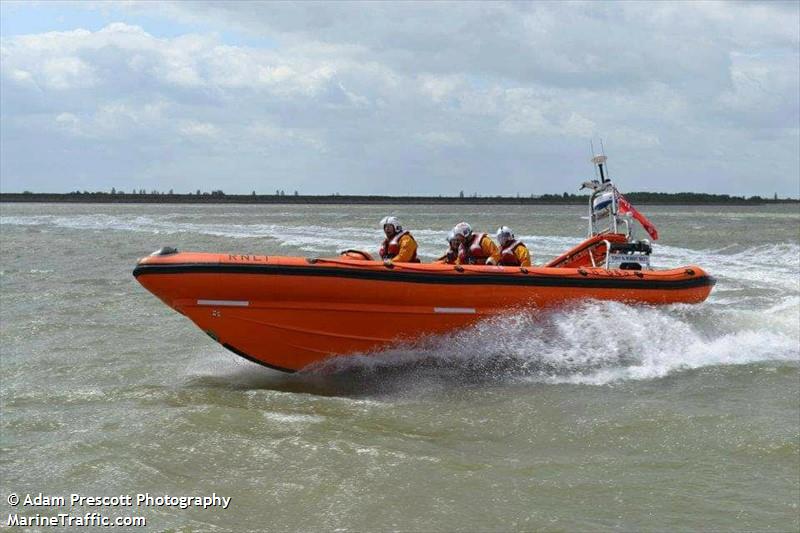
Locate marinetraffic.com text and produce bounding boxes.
[5,492,233,528]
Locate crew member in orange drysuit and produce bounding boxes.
[436,230,460,264]
[379,216,419,265]
[451,222,501,265]
[495,226,531,266]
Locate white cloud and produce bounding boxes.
[54,112,80,135]
[419,74,464,103]
[40,55,95,89]
[179,120,218,138]
[8,67,35,85]
[716,51,799,129]
[0,2,798,196]
[416,131,468,148]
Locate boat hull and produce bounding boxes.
[133,253,715,372]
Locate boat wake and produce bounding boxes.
[304,297,799,386]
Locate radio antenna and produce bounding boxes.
[599,138,609,179]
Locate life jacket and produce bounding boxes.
[458,233,489,264]
[499,240,526,266]
[379,230,419,262]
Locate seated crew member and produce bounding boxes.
[435,230,460,264]
[496,226,531,267]
[378,216,419,265]
[451,222,501,265]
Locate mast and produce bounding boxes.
[587,140,621,236]
[591,154,608,183]
[591,139,609,182]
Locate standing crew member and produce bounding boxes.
[496,226,531,266]
[436,230,460,264]
[452,222,501,265]
[378,216,419,265]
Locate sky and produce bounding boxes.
[1,1,798,196]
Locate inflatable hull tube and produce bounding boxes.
[133,252,715,372]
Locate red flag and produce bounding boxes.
[615,190,659,241]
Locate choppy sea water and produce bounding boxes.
[1,202,798,531]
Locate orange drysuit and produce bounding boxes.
[457,233,501,265]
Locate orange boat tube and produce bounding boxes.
[133,250,715,372]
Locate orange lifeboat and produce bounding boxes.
[133,247,714,372]
[133,156,715,372]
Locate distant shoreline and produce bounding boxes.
[1,192,797,205]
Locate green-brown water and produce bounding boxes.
[1,203,798,531]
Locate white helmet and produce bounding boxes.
[380,216,402,233]
[452,222,472,240]
[496,226,515,247]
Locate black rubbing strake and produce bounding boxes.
[133,262,716,291]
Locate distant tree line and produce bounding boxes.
[534,191,788,204]
[33,188,796,204]
[621,191,782,204]
[3,188,797,205]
